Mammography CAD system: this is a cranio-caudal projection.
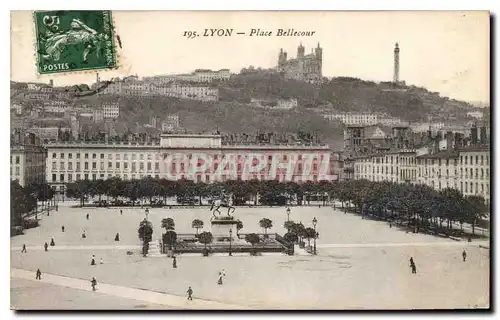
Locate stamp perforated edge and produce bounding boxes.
[32,10,121,80]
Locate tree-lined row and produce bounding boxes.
[11,181,55,227]
[65,177,330,207]
[332,180,489,235]
[67,176,489,234]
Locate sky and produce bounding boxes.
[11,10,490,103]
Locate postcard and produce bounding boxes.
[10,10,490,310]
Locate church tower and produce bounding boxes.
[315,42,323,77]
[278,48,287,71]
[393,42,400,84]
[297,42,305,59]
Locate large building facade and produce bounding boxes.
[352,126,491,204]
[45,134,333,193]
[11,132,47,186]
[277,43,322,82]
[143,69,231,84]
[324,112,408,127]
[99,78,219,101]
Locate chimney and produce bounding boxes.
[445,131,453,150]
[437,131,443,140]
[471,124,478,145]
[454,132,461,150]
[480,126,487,144]
[433,140,439,154]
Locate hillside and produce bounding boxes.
[12,71,479,151]
[78,95,345,150]
[219,71,475,123]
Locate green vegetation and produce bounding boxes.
[65,176,489,238]
[191,219,204,235]
[259,218,273,235]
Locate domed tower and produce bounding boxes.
[297,42,305,59]
[315,42,323,76]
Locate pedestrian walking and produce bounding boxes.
[36,269,42,280]
[86,213,89,220]
[217,272,223,285]
[100,257,104,264]
[91,255,96,266]
[411,264,417,274]
[187,286,193,300]
[462,250,467,262]
[61,225,65,232]
[21,244,27,253]
[173,256,177,269]
[50,238,55,246]
[91,277,97,291]
[44,242,48,252]
[120,209,123,215]
[409,257,417,274]
[115,233,120,241]
[82,230,86,239]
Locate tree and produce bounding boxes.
[284,220,295,232]
[11,181,36,226]
[106,177,124,201]
[124,180,140,205]
[163,230,177,251]
[304,227,317,248]
[259,218,273,235]
[290,222,307,244]
[198,231,213,255]
[138,219,153,256]
[236,219,243,235]
[245,233,260,255]
[194,181,208,205]
[283,232,298,244]
[93,179,107,203]
[464,195,489,235]
[161,218,175,231]
[191,219,204,235]
[66,180,88,207]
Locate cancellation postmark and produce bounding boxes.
[34,10,117,75]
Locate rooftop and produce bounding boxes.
[416,150,459,159]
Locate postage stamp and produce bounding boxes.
[33,10,117,75]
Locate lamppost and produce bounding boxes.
[144,209,150,257]
[229,228,233,256]
[312,217,317,255]
[286,207,291,222]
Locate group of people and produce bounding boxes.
[90,254,104,265]
[186,269,227,301]
[409,250,468,274]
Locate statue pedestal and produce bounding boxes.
[211,217,237,242]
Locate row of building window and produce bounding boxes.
[354,175,489,197]
[359,154,490,166]
[51,173,320,183]
[50,161,319,172]
[418,168,489,179]
[50,152,323,162]
[356,165,490,180]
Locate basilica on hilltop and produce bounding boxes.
[277,43,323,82]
